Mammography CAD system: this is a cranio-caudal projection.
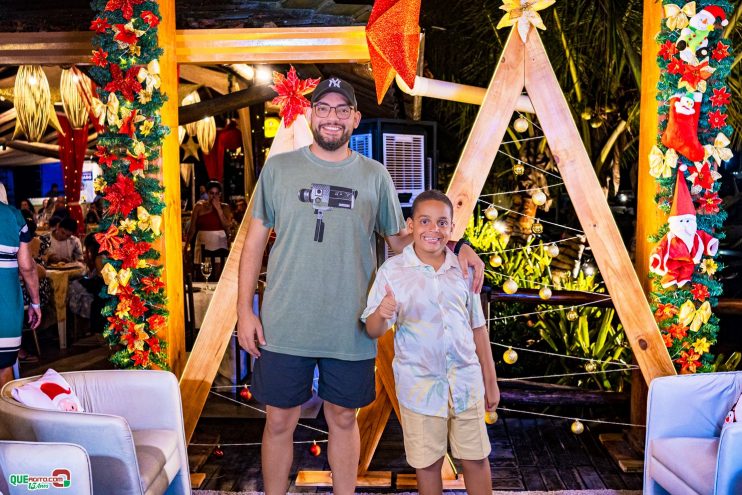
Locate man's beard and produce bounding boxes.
[312,124,352,152]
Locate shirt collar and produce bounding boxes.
[401,243,459,272]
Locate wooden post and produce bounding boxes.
[158,0,186,375]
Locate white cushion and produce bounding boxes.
[11,369,84,412]
[133,429,178,493]
[651,437,719,495]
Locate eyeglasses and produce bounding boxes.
[312,103,353,119]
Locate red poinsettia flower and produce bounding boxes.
[270,66,320,127]
[667,323,688,340]
[110,237,151,270]
[105,0,145,20]
[91,48,109,67]
[710,86,731,107]
[146,336,161,354]
[126,152,146,174]
[132,349,150,367]
[689,163,716,191]
[654,303,678,321]
[697,191,722,215]
[113,23,139,46]
[712,41,730,62]
[95,145,117,167]
[141,276,165,294]
[680,63,706,88]
[708,110,728,129]
[662,333,673,348]
[90,17,111,33]
[119,109,139,137]
[667,59,685,75]
[676,350,702,373]
[128,295,148,318]
[116,297,132,318]
[659,41,678,61]
[147,313,166,331]
[140,10,159,27]
[690,283,710,302]
[107,315,127,334]
[105,174,142,217]
[104,64,143,102]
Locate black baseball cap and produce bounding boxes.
[311,77,358,108]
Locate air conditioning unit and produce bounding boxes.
[350,119,436,211]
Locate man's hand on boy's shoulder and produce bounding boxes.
[456,243,484,293]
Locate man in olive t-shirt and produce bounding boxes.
[237,78,484,495]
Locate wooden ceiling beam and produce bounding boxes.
[179,65,231,95]
[0,26,370,65]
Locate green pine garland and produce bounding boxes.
[651,0,733,373]
[88,0,170,369]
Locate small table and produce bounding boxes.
[46,265,84,349]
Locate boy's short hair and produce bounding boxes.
[59,217,78,233]
[411,190,453,218]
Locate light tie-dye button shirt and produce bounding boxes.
[361,244,486,418]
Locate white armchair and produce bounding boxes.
[0,440,93,495]
[644,371,742,495]
[0,370,191,495]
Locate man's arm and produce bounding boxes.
[384,225,411,254]
[473,325,499,411]
[18,242,41,329]
[236,216,272,357]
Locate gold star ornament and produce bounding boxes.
[497,0,556,43]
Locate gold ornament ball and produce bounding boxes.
[513,117,529,133]
[567,309,579,321]
[532,190,547,206]
[571,420,585,435]
[531,222,544,235]
[503,278,519,294]
[546,244,560,257]
[539,287,552,300]
[489,254,503,268]
[513,163,525,176]
[585,361,597,373]
[484,411,498,425]
[484,205,499,221]
[503,347,519,365]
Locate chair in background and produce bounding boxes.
[0,440,93,495]
[0,370,191,495]
[644,371,742,495]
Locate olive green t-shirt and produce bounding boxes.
[252,146,404,360]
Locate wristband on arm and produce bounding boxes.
[453,238,471,255]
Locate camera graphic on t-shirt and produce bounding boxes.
[298,183,357,242]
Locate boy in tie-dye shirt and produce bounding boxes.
[362,190,498,495]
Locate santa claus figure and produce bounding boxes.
[650,172,719,288]
[11,368,84,412]
[676,5,728,64]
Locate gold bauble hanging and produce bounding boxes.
[585,361,597,373]
[531,221,543,235]
[532,190,547,206]
[484,411,498,424]
[13,65,63,142]
[60,68,90,129]
[503,347,518,365]
[538,287,552,300]
[484,205,499,221]
[513,162,525,176]
[571,420,585,435]
[567,309,579,321]
[489,254,503,268]
[513,117,529,133]
[546,243,560,257]
[503,278,518,294]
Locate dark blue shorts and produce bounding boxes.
[251,349,376,409]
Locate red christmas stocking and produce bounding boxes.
[661,94,704,162]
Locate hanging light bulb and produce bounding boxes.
[484,411,499,424]
[546,243,560,257]
[503,347,518,364]
[532,190,547,206]
[489,254,503,268]
[567,308,579,321]
[484,205,499,221]
[571,420,585,435]
[513,116,529,133]
[531,221,543,235]
[585,361,597,373]
[538,287,552,300]
[513,161,525,176]
[503,279,518,294]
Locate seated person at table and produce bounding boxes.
[68,234,105,333]
[362,190,499,495]
[39,217,83,265]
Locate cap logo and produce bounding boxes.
[328,78,341,88]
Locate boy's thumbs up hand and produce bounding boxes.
[378,284,397,320]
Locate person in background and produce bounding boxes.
[198,185,209,202]
[39,217,83,265]
[18,199,35,218]
[45,183,60,199]
[185,180,232,267]
[0,202,41,387]
[68,234,105,334]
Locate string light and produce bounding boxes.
[487,296,612,322]
[479,200,585,234]
[496,406,645,428]
[479,181,565,198]
[497,149,561,180]
[477,235,584,256]
[485,268,606,294]
[489,342,638,369]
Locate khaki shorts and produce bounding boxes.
[398,400,491,469]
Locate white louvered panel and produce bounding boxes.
[382,133,425,206]
[349,133,373,159]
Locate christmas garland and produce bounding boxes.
[649,1,732,373]
[88,0,169,369]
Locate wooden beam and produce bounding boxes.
[179,65,231,95]
[159,0,187,376]
[523,30,675,384]
[178,85,275,125]
[0,139,94,160]
[0,27,371,65]
[446,29,525,240]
